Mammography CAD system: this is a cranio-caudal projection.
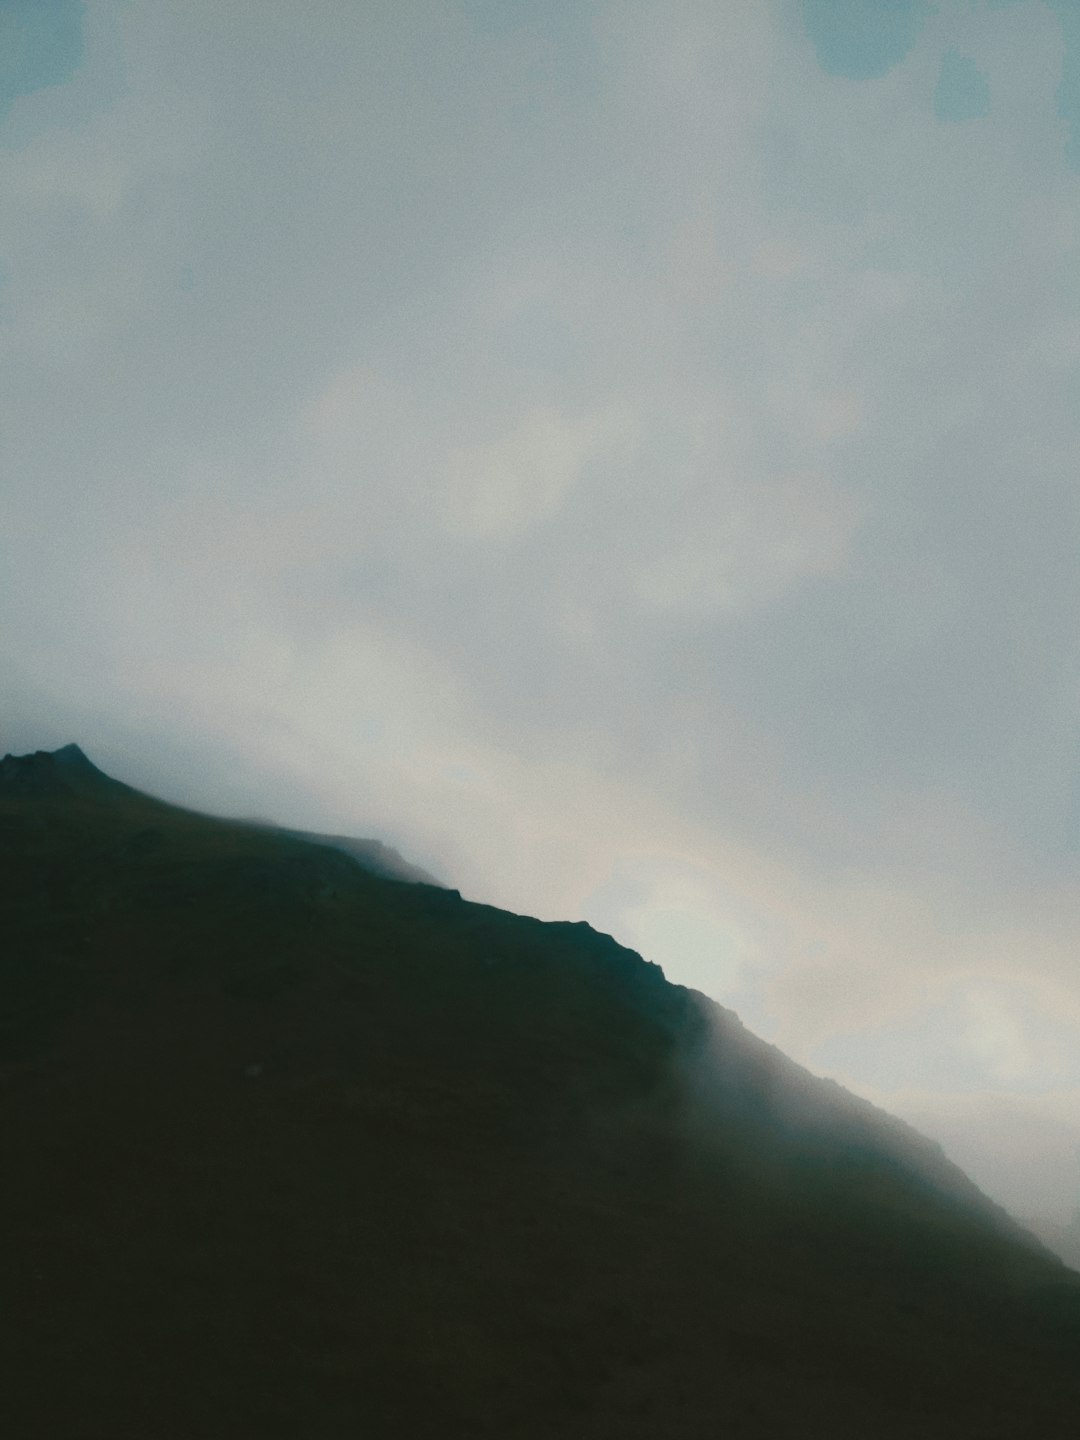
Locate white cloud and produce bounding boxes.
[6,0,1080,1228]
[443,405,634,539]
[635,469,861,615]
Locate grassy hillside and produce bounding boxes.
[2,747,1079,1438]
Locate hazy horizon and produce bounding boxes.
[4,0,1080,1231]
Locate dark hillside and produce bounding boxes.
[251,822,444,886]
[2,747,1079,1438]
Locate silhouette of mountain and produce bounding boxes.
[0,744,441,885]
[2,746,1079,1437]
[0,742,126,797]
[253,822,444,887]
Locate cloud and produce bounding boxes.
[442,405,634,540]
[633,469,862,616]
[813,977,1080,1095]
[5,0,1080,1226]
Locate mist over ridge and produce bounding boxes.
[3,741,1080,1434]
[6,0,1080,1361]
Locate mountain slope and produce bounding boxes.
[252,821,444,886]
[1028,1211,1080,1274]
[2,746,1079,1438]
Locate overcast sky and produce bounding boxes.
[4,0,1080,1226]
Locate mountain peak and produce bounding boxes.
[51,743,98,771]
[0,743,110,798]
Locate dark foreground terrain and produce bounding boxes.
[2,745,1079,1438]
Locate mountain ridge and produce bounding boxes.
[2,745,1079,1437]
[1,743,443,886]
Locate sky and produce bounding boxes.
[3,0,1080,1227]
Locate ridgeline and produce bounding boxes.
[2,746,1078,1437]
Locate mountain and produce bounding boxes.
[0,741,129,797]
[0,745,441,885]
[2,746,1079,1438]
[250,821,444,887]
[1027,1210,1080,1274]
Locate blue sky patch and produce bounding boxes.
[0,0,84,123]
[800,0,932,80]
[1048,0,1080,171]
[935,48,991,122]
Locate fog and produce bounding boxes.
[4,0,1080,1227]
